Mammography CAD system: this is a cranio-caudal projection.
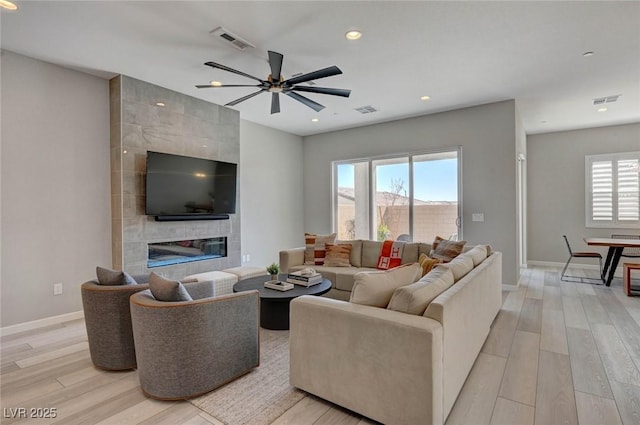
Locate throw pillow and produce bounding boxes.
[377,240,404,270]
[304,233,337,265]
[350,263,422,308]
[418,253,440,277]
[387,267,455,315]
[465,245,488,266]
[429,236,466,262]
[96,266,137,286]
[323,243,353,267]
[438,253,474,281]
[148,272,193,302]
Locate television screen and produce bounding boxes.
[145,151,237,217]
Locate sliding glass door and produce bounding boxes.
[333,148,461,242]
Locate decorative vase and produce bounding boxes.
[270,273,278,282]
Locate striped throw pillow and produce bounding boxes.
[304,233,337,265]
[324,243,353,267]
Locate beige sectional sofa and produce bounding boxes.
[289,248,502,425]
[279,240,434,300]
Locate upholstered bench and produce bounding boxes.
[184,271,238,295]
[185,267,267,295]
[222,266,268,280]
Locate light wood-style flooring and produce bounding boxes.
[2,265,640,425]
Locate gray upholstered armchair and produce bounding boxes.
[81,277,150,370]
[130,288,260,400]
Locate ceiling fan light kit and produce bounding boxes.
[196,50,351,114]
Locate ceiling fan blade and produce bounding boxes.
[195,84,262,88]
[283,66,342,86]
[285,92,325,112]
[271,93,280,114]
[290,86,351,98]
[268,51,283,81]
[204,61,265,83]
[225,89,265,107]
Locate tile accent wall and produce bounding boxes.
[109,75,241,279]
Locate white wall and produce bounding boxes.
[303,100,519,285]
[1,51,111,326]
[240,120,304,267]
[527,123,640,264]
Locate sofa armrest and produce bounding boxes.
[290,296,444,425]
[425,251,502,418]
[279,247,305,273]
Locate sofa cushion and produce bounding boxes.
[334,267,378,291]
[324,243,353,267]
[350,263,422,308]
[362,240,384,268]
[304,233,336,265]
[464,245,488,266]
[148,272,193,302]
[96,266,137,286]
[418,253,440,277]
[401,243,420,264]
[430,236,466,262]
[336,239,363,267]
[437,254,474,281]
[418,243,432,258]
[387,267,455,315]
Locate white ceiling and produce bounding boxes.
[2,1,639,137]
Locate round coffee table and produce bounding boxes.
[233,274,331,330]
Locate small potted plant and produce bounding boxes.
[266,262,280,282]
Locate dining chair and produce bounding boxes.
[611,234,640,259]
[561,235,604,284]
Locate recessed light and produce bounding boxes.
[345,30,362,41]
[420,95,431,101]
[202,144,208,148]
[123,150,128,155]
[597,107,607,112]
[311,118,319,122]
[583,51,594,57]
[156,102,165,107]
[0,1,18,11]
[210,81,222,87]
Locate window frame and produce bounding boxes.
[585,151,640,228]
[331,147,463,241]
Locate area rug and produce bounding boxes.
[190,329,305,425]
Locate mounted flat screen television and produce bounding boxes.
[145,151,237,220]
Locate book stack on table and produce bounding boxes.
[287,271,323,287]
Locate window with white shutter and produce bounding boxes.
[586,152,640,227]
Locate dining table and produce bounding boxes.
[584,237,640,286]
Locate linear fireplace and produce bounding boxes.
[147,237,227,268]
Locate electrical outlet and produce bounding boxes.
[246,254,251,262]
[53,283,63,296]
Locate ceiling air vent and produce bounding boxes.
[210,27,255,51]
[355,105,378,114]
[593,95,620,106]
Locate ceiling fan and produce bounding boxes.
[196,51,351,114]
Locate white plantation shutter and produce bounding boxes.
[618,159,639,221]
[591,161,613,221]
[586,152,640,227]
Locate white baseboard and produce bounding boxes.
[526,260,622,277]
[1,310,84,337]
